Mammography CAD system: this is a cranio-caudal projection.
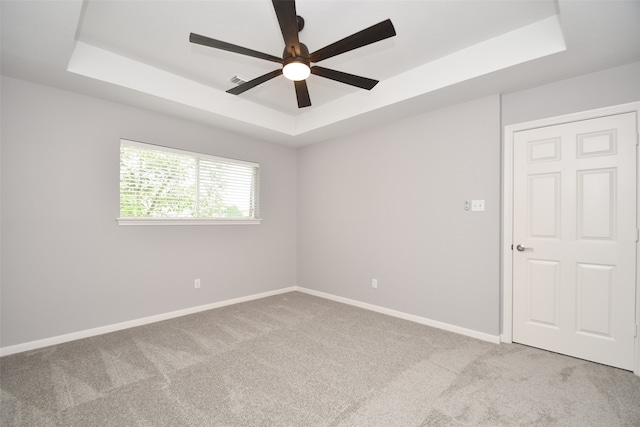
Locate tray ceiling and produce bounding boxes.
[2,1,639,146]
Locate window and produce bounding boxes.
[118,139,260,225]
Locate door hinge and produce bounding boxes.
[637,229,639,242]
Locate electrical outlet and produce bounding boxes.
[372,279,378,289]
[194,279,201,289]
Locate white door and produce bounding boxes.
[512,112,637,370]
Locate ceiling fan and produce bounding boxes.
[189,0,396,108]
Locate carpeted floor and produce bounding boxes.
[1,291,639,426]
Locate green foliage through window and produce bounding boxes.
[119,140,259,219]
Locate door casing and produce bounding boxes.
[501,101,640,376]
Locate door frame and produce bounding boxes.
[501,101,640,376]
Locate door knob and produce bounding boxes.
[516,244,531,252]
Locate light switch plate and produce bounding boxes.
[471,200,485,211]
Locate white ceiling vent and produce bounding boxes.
[230,75,248,85]
[229,74,261,92]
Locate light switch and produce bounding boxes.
[471,200,485,211]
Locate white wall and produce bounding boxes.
[0,76,298,348]
[297,95,502,335]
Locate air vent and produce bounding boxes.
[230,75,248,85]
[229,74,261,92]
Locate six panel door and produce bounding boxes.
[512,112,637,370]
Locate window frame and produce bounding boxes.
[117,139,261,226]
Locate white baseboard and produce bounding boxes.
[1,285,500,357]
[0,286,297,357]
[296,287,501,344]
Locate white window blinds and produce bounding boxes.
[119,139,259,224]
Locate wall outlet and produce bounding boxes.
[194,279,201,289]
[372,279,378,289]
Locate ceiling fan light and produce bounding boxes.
[283,61,311,81]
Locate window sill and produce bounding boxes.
[116,218,262,226]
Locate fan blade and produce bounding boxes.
[311,66,378,90]
[190,33,282,64]
[227,69,283,95]
[272,0,301,56]
[309,19,396,63]
[294,80,311,108]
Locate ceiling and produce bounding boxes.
[2,0,639,147]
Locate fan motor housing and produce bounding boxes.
[283,42,310,67]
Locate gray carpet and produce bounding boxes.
[1,291,639,426]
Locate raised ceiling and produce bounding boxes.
[2,1,640,147]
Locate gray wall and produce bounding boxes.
[296,61,640,338]
[297,95,502,335]
[502,61,640,126]
[0,76,297,347]
[3,61,639,348]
